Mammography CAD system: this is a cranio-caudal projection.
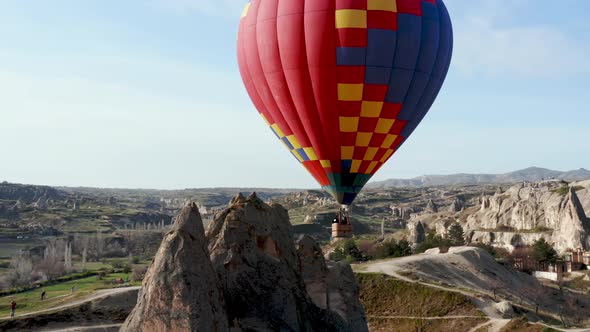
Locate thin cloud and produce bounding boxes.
[448,0,590,78]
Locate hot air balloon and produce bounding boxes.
[237,0,453,238]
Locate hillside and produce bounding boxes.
[357,273,486,332]
[363,247,590,328]
[0,182,299,237]
[368,167,590,188]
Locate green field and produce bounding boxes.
[0,239,40,256]
[0,272,139,318]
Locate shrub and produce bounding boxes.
[470,242,496,257]
[551,185,584,196]
[357,239,413,260]
[414,231,451,254]
[111,260,124,269]
[496,225,516,232]
[530,226,553,233]
[131,266,148,282]
[367,243,387,259]
[329,239,366,262]
[494,247,511,260]
[383,240,412,258]
[329,247,346,262]
[357,240,374,255]
[97,267,113,280]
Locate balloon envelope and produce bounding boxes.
[237,0,453,205]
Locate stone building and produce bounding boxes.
[564,248,590,272]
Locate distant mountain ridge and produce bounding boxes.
[368,167,590,188]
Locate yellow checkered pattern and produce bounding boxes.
[336,10,367,28]
[368,0,398,12]
[336,83,399,174]
[335,1,402,175]
[269,122,329,166]
[335,0,398,28]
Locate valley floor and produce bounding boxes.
[2,248,589,332]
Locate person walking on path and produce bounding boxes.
[10,300,16,318]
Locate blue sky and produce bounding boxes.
[0,0,589,189]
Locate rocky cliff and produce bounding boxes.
[400,180,590,253]
[122,194,368,332]
[0,182,66,203]
[464,181,590,252]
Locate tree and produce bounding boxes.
[447,223,465,246]
[508,246,535,273]
[529,285,545,315]
[37,257,65,281]
[81,238,88,271]
[329,239,364,262]
[329,247,346,262]
[95,231,105,261]
[7,251,33,288]
[342,239,363,261]
[532,238,558,265]
[384,239,412,258]
[64,240,73,273]
[414,231,442,253]
[489,279,502,301]
[124,231,156,258]
[38,240,66,281]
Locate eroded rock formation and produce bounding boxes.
[391,206,417,219]
[449,198,464,212]
[466,182,590,252]
[123,194,368,332]
[207,193,364,331]
[297,235,368,331]
[424,199,438,214]
[121,203,228,332]
[408,220,426,244]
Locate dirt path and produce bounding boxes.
[364,259,502,320]
[468,319,511,332]
[0,287,140,321]
[44,323,122,332]
[362,258,589,332]
[369,315,484,320]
